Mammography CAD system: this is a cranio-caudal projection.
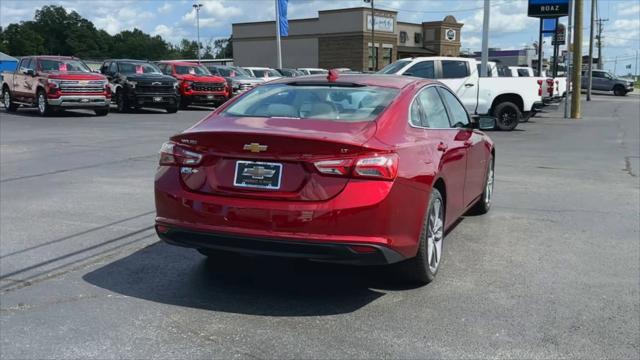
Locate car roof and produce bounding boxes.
[105,59,151,63]
[159,61,203,66]
[28,56,79,60]
[268,73,436,89]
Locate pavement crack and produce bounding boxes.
[0,154,157,183]
[623,156,638,177]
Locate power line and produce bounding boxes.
[377,1,508,14]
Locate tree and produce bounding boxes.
[1,22,45,56]
[213,37,232,59]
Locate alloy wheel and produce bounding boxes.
[38,93,46,114]
[485,158,494,206]
[3,91,9,109]
[501,110,517,128]
[427,197,444,273]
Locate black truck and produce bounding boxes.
[100,59,179,113]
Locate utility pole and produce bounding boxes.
[571,0,583,119]
[193,3,203,63]
[587,0,595,101]
[564,0,574,118]
[480,0,490,77]
[635,50,638,78]
[537,19,544,75]
[613,56,618,74]
[595,18,608,70]
[275,0,282,69]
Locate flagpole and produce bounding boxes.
[275,0,282,69]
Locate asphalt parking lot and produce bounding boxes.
[1,95,639,359]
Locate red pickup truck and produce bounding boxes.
[2,56,111,116]
[156,61,229,108]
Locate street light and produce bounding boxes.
[193,3,203,63]
[364,0,375,71]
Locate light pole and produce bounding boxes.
[364,0,375,71]
[193,3,203,62]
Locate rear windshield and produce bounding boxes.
[175,65,210,76]
[118,62,162,75]
[308,70,327,75]
[38,59,90,73]
[222,84,398,122]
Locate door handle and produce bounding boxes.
[437,142,448,152]
[465,83,475,87]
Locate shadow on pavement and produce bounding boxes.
[83,241,407,317]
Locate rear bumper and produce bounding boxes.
[532,101,545,111]
[157,225,404,265]
[47,95,109,108]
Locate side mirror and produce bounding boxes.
[470,115,496,130]
[24,69,36,76]
[93,70,101,74]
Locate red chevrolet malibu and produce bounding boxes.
[155,73,495,284]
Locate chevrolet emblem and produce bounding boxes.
[242,166,275,179]
[243,143,268,153]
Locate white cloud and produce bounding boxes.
[158,2,173,14]
[616,3,640,17]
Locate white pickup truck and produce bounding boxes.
[508,66,567,102]
[380,57,544,131]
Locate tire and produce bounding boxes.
[166,105,178,113]
[394,188,445,285]
[179,98,190,110]
[493,101,521,131]
[94,108,109,116]
[2,87,18,112]
[36,89,51,116]
[116,91,130,113]
[613,86,627,96]
[468,154,494,215]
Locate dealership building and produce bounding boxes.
[231,7,464,71]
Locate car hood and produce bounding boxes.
[174,74,226,83]
[45,71,107,81]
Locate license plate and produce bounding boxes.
[234,161,282,190]
[206,95,214,100]
[153,97,163,102]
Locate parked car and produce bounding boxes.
[206,65,264,97]
[243,67,282,81]
[154,73,496,285]
[581,69,634,96]
[380,57,544,130]
[100,59,179,113]
[157,61,228,108]
[298,68,328,75]
[275,68,304,77]
[2,56,110,116]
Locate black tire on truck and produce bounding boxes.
[36,89,51,116]
[94,108,109,116]
[493,101,521,131]
[2,87,18,112]
[613,85,627,96]
[116,90,130,113]
[166,104,178,113]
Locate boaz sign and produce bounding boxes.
[528,0,569,18]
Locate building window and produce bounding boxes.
[399,31,407,44]
[368,46,378,71]
[414,32,422,44]
[382,47,392,67]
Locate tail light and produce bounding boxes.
[159,141,202,166]
[537,79,543,96]
[314,153,398,180]
[546,79,554,96]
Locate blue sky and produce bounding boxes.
[1,0,639,74]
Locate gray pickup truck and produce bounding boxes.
[581,69,635,96]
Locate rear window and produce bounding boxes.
[222,84,398,122]
[517,69,530,77]
[441,60,469,79]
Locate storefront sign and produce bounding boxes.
[445,29,456,41]
[367,15,394,32]
[528,0,569,18]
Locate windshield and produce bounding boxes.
[378,60,411,74]
[222,84,399,122]
[118,62,162,75]
[252,69,281,78]
[38,59,91,73]
[175,65,210,76]
[308,69,328,75]
[212,66,249,78]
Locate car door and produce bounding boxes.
[13,58,30,99]
[438,60,476,114]
[23,58,38,101]
[416,86,469,224]
[438,87,488,208]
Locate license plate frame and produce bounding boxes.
[233,161,283,190]
[206,95,214,100]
